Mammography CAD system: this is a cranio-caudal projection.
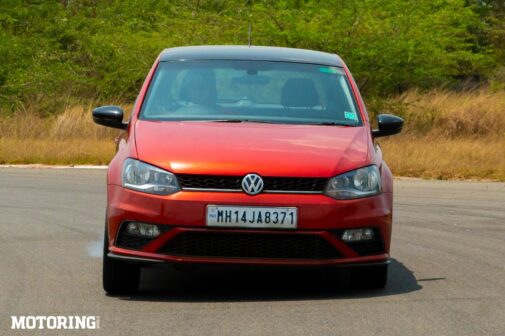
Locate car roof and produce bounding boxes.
[159,45,344,67]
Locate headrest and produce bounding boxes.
[179,69,217,104]
[281,78,319,107]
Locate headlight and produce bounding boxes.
[324,165,381,200]
[122,158,180,195]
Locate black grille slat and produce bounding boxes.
[177,175,242,190]
[177,174,327,192]
[263,177,327,192]
[116,234,152,250]
[347,240,384,256]
[158,232,341,259]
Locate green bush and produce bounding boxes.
[0,0,503,114]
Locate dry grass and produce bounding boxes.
[0,138,116,165]
[0,104,127,165]
[382,89,505,137]
[0,90,504,180]
[380,136,505,180]
[0,105,122,140]
[376,89,505,180]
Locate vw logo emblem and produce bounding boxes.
[241,174,264,195]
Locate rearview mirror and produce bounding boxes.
[372,114,404,138]
[92,106,127,130]
[232,75,271,86]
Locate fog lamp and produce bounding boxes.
[341,228,375,242]
[126,222,161,238]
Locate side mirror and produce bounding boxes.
[92,106,127,130]
[372,114,404,138]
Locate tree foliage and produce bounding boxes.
[0,0,502,113]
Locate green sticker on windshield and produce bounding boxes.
[344,111,358,120]
[319,67,339,74]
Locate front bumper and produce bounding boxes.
[106,185,392,266]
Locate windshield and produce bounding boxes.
[140,60,362,126]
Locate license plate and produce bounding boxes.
[206,206,297,229]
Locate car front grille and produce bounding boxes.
[158,231,341,260]
[177,174,327,193]
[177,175,242,190]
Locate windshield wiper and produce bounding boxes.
[207,119,276,124]
[208,119,243,123]
[190,119,354,126]
[311,121,355,126]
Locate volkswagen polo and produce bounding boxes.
[93,46,403,294]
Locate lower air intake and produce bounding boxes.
[158,231,341,259]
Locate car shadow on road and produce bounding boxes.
[117,258,421,302]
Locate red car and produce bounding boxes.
[93,46,403,294]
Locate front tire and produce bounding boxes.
[350,264,388,289]
[102,224,140,295]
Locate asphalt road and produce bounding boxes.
[0,168,504,336]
